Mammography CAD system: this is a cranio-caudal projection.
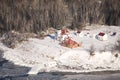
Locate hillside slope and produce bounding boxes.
[0,25,120,74]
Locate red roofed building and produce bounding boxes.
[76,30,84,37]
[61,29,69,35]
[97,32,108,41]
[98,32,105,36]
[77,30,81,34]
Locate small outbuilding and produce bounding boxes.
[97,32,108,41]
[55,28,70,41]
[61,29,69,35]
[111,32,116,36]
[76,30,84,37]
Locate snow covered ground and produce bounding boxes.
[0,25,120,74]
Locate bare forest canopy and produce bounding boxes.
[0,0,120,34]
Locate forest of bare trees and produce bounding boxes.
[0,0,120,34]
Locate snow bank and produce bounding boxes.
[57,50,120,69]
[56,50,90,68]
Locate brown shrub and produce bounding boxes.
[1,31,37,48]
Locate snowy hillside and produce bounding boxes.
[0,25,120,74]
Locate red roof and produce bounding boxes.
[98,32,105,36]
[61,29,69,35]
[87,32,90,34]
[77,30,81,33]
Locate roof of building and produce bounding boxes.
[98,32,105,36]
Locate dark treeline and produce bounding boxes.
[0,0,120,34]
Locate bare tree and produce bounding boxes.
[0,0,119,35]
